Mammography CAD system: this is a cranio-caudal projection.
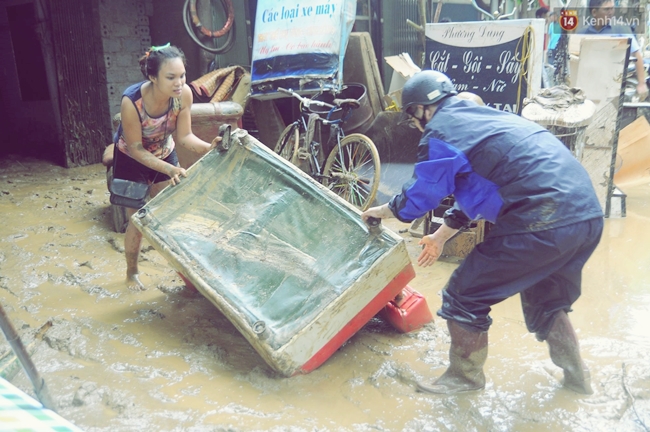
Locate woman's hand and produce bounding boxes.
[210,136,222,151]
[166,165,187,186]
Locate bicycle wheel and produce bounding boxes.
[322,133,381,211]
[274,123,300,162]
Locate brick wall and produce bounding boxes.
[99,0,153,118]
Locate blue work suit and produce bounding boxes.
[389,96,603,337]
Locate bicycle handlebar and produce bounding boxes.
[277,87,336,110]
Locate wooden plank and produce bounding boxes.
[582,101,619,212]
[359,32,387,111]
[573,38,629,109]
[343,32,386,117]
[614,116,650,186]
[572,37,629,216]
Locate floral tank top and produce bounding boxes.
[116,81,181,159]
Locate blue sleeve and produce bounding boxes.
[388,137,470,222]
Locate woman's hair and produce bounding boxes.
[138,44,186,79]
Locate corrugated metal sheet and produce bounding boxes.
[48,0,111,167]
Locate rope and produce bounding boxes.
[515,25,534,114]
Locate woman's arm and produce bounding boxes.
[174,85,213,155]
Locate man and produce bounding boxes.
[546,11,561,63]
[361,70,603,395]
[535,6,549,19]
[578,0,648,100]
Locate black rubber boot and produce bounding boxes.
[417,320,488,394]
[545,310,593,395]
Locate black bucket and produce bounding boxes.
[308,83,374,134]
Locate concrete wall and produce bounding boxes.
[98,0,153,118]
[149,0,205,81]
[98,0,235,118]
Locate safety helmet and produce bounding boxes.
[401,70,457,112]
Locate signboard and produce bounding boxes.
[425,19,544,114]
[251,0,356,99]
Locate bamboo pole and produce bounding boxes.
[433,0,444,23]
[0,303,56,412]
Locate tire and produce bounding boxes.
[274,123,300,162]
[322,133,381,211]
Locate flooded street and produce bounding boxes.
[1,155,649,432]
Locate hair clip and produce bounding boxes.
[150,42,171,52]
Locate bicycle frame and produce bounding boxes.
[300,103,353,182]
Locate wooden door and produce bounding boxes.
[47,0,111,166]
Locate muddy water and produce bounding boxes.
[1,156,649,432]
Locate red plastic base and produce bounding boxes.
[382,285,433,333]
[177,272,199,293]
[297,264,416,374]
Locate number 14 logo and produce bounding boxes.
[560,9,579,31]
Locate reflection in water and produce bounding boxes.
[0,159,649,431]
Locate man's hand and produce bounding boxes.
[361,203,394,222]
[418,234,446,267]
[417,223,460,267]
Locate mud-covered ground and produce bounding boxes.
[0,155,649,432]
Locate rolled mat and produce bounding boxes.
[190,66,242,102]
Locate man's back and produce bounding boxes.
[423,97,603,236]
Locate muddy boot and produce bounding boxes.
[417,320,488,394]
[545,310,593,395]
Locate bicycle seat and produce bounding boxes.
[333,98,360,110]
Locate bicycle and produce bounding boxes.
[273,86,381,211]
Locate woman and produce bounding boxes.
[113,43,215,290]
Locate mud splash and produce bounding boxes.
[0,156,649,431]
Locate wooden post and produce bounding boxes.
[433,0,444,24]
[419,0,427,66]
